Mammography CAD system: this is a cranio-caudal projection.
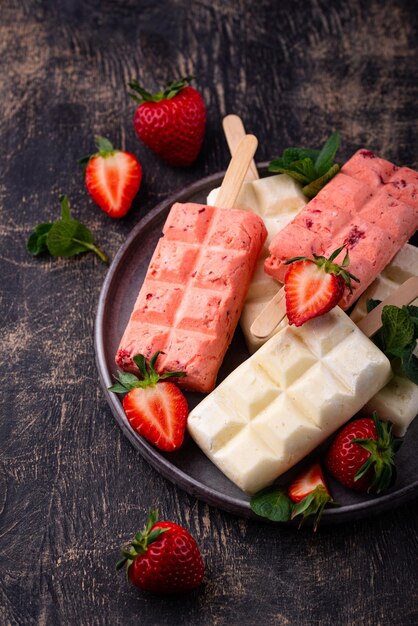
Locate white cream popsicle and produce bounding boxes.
[207,174,306,352]
[350,244,418,436]
[188,307,392,494]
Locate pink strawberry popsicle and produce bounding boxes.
[116,201,266,393]
[265,149,418,309]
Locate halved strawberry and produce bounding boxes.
[109,352,188,451]
[81,136,142,218]
[284,246,359,326]
[288,463,335,531]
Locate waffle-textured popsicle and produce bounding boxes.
[188,306,392,493]
[207,115,307,352]
[115,135,267,393]
[265,149,418,309]
[350,244,418,436]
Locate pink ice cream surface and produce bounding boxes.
[116,202,267,393]
[265,149,418,309]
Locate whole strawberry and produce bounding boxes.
[326,413,402,493]
[284,246,359,326]
[117,509,204,594]
[129,76,206,167]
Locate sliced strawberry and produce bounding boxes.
[284,246,359,326]
[288,463,334,531]
[109,352,188,451]
[82,136,142,218]
[123,383,188,451]
[285,261,343,326]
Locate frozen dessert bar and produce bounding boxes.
[265,149,418,309]
[208,175,306,353]
[207,174,306,246]
[115,202,266,393]
[350,244,418,436]
[188,307,391,493]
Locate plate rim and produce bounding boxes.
[94,165,418,523]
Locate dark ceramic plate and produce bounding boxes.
[95,165,418,523]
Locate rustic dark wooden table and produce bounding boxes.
[1,1,418,624]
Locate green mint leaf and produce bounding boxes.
[250,487,293,522]
[27,223,53,256]
[401,348,418,385]
[366,298,382,313]
[406,304,418,320]
[281,147,319,168]
[267,163,310,185]
[302,163,340,199]
[43,197,108,263]
[269,133,340,199]
[47,220,93,256]
[381,306,414,358]
[288,158,317,182]
[406,305,418,339]
[314,130,340,177]
[59,195,71,221]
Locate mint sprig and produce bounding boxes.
[250,487,293,522]
[27,223,53,256]
[250,483,336,530]
[268,131,340,199]
[367,300,418,385]
[27,196,108,264]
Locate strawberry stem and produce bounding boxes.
[351,413,402,493]
[291,486,336,531]
[128,76,194,104]
[284,246,359,293]
[108,351,186,394]
[73,239,108,264]
[116,509,168,573]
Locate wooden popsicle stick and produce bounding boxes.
[250,287,286,338]
[215,134,258,209]
[222,115,259,182]
[358,276,418,338]
[251,276,418,342]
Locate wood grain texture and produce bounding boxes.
[1,1,418,625]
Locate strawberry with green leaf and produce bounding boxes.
[129,76,206,167]
[284,246,359,326]
[81,136,142,218]
[250,464,335,530]
[326,413,402,493]
[288,464,335,531]
[117,509,204,594]
[109,352,188,451]
[269,131,340,198]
